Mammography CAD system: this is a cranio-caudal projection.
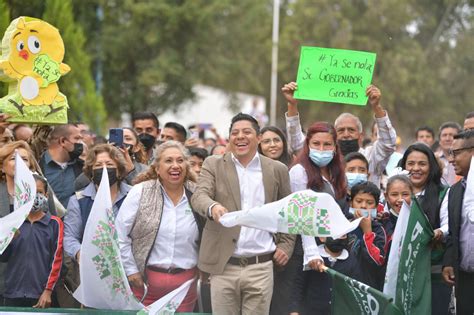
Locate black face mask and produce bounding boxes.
[338,139,360,156]
[68,142,84,161]
[92,168,118,187]
[138,133,156,151]
[325,237,348,253]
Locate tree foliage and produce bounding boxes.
[0,0,10,96]
[85,0,273,118]
[2,0,472,138]
[278,0,474,139]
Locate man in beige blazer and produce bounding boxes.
[191,113,295,315]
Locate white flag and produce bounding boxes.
[383,201,410,298]
[0,151,36,254]
[137,278,195,315]
[73,166,143,310]
[220,190,361,239]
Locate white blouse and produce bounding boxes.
[115,183,199,276]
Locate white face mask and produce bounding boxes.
[31,193,48,213]
[349,207,377,218]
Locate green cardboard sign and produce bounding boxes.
[294,46,376,106]
[0,17,70,125]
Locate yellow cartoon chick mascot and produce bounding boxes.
[0,17,70,123]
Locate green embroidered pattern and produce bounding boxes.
[286,193,331,235]
[91,207,130,300]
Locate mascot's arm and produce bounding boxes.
[0,60,22,80]
[59,63,70,76]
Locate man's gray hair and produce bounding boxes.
[334,113,363,133]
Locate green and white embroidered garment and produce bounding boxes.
[220,190,361,239]
[73,166,143,310]
[0,151,36,254]
[137,278,194,315]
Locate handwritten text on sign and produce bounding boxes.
[294,47,376,106]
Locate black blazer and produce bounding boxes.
[443,180,465,280]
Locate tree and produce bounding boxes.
[80,0,274,118]
[96,0,219,116]
[0,0,10,96]
[42,0,106,132]
[277,0,473,139]
[197,0,273,97]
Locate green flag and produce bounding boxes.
[327,268,402,315]
[394,199,433,314]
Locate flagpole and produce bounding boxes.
[269,0,280,126]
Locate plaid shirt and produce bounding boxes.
[285,112,397,188]
[437,151,457,186]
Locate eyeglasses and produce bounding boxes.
[448,146,474,157]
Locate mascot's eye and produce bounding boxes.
[27,36,41,54]
[16,40,24,51]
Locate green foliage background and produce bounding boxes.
[0,0,472,139]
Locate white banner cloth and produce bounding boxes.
[220,190,361,239]
[0,151,36,254]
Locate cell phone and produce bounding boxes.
[188,128,199,139]
[109,128,123,147]
[198,123,212,130]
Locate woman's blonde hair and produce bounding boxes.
[83,144,128,180]
[133,141,197,184]
[0,141,39,180]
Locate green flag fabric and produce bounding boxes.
[327,268,402,315]
[394,199,434,314]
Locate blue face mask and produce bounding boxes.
[349,207,377,218]
[346,172,368,189]
[309,149,334,167]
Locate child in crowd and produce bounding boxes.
[188,147,209,176]
[348,181,387,290]
[289,235,359,315]
[381,175,413,240]
[344,152,385,216]
[379,175,413,283]
[0,174,63,308]
[344,152,369,191]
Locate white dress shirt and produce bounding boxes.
[116,183,199,276]
[289,163,336,268]
[232,153,276,257]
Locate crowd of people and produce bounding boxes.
[0,81,473,315]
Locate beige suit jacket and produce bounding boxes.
[191,152,295,275]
